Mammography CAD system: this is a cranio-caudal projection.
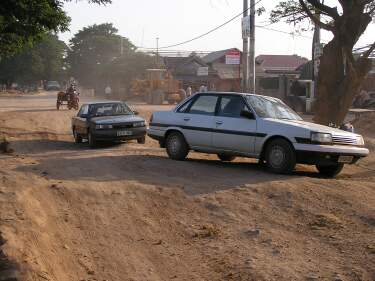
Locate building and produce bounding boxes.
[163,51,308,97]
[202,48,242,92]
[162,55,212,92]
[255,54,308,99]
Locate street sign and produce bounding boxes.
[225,50,241,65]
[242,15,251,39]
[197,67,209,76]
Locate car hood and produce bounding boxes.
[262,118,360,137]
[91,115,144,125]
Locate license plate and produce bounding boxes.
[117,130,132,137]
[338,156,353,163]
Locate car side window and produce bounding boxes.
[187,95,218,116]
[218,96,248,118]
[177,99,194,113]
[78,105,89,117]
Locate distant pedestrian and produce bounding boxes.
[199,84,208,92]
[105,85,112,99]
[186,86,192,97]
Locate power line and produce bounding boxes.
[138,0,263,50]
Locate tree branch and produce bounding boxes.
[306,0,340,19]
[367,4,375,15]
[361,0,374,5]
[299,0,335,31]
[362,41,375,58]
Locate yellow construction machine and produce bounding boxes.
[130,69,186,105]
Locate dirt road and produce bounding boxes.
[0,92,374,281]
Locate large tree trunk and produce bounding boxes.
[313,8,373,126]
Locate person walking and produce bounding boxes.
[105,85,112,99]
[199,84,208,92]
[186,86,192,97]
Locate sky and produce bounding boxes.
[60,0,375,59]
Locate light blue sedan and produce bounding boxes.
[148,92,369,177]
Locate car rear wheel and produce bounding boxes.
[73,128,82,144]
[217,154,236,162]
[87,131,97,148]
[316,163,344,177]
[265,138,296,174]
[166,132,189,161]
[137,136,146,144]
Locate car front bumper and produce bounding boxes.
[93,127,146,141]
[147,127,165,141]
[294,143,369,165]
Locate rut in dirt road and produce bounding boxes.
[0,232,19,281]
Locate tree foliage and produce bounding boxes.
[67,23,154,92]
[0,0,111,57]
[271,0,375,125]
[0,33,67,85]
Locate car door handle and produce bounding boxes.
[216,121,223,125]
[183,117,191,121]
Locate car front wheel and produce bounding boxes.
[265,138,296,174]
[87,131,97,148]
[316,163,344,177]
[166,132,189,161]
[73,128,82,143]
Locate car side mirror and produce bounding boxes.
[133,110,139,115]
[240,109,255,119]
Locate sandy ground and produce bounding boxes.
[0,92,374,281]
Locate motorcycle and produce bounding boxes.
[57,89,80,110]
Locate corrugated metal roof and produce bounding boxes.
[256,55,308,70]
[203,48,242,63]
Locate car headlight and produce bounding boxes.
[133,121,146,127]
[357,136,365,146]
[95,124,113,129]
[311,132,332,144]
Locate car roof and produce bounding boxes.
[195,91,271,99]
[82,100,126,106]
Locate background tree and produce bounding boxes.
[0,0,111,57]
[0,33,67,86]
[271,0,375,125]
[67,23,153,95]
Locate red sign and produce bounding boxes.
[225,50,241,65]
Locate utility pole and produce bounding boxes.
[242,0,249,92]
[249,0,256,92]
[156,37,159,68]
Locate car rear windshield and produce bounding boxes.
[89,103,133,117]
[48,81,59,86]
[246,95,302,121]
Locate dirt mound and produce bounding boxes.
[353,112,375,138]
[0,93,374,281]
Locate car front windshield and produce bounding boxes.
[89,103,133,117]
[245,95,302,121]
